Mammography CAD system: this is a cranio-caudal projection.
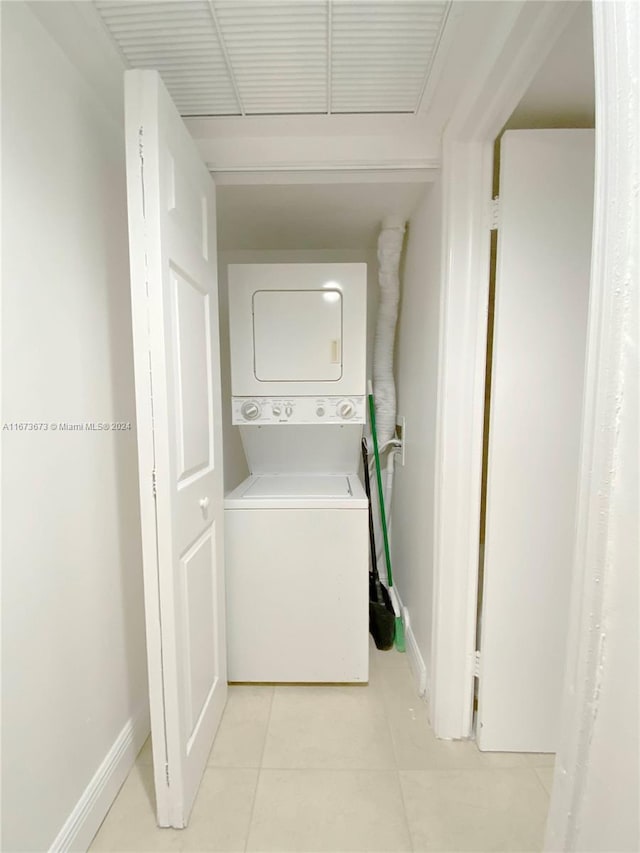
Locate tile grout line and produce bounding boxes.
[241,764,399,773]
[241,660,415,851]
[396,768,417,853]
[532,765,554,801]
[378,663,418,852]
[243,686,276,853]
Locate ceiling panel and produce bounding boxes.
[214,1,328,114]
[96,0,241,115]
[96,0,451,117]
[331,1,447,113]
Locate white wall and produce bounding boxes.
[391,182,441,697]
[217,248,379,492]
[1,5,148,850]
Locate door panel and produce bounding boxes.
[253,290,343,381]
[173,269,212,479]
[477,130,594,752]
[125,69,226,827]
[180,525,217,735]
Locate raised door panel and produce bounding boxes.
[179,525,218,743]
[173,268,213,483]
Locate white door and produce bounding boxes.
[477,130,594,752]
[125,70,226,826]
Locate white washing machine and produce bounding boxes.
[225,474,368,682]
[224,262,368,682]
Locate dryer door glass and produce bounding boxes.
[252,289,343,381]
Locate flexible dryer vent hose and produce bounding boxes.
[373,217,406,445]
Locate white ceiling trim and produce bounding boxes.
[208,158,440,178]
[327,0,333,114]
[414,0,453,114]
[205,1,245,115]
[211,167,437,186]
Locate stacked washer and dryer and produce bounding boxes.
[224,263,369,683]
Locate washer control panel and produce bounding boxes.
[232,396,366,425]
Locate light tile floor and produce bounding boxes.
[90,642,554,852]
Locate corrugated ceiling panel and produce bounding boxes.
[95,1,241,115]
[95,0,451,116]
[212,1,328,115]
[331,1,449,113]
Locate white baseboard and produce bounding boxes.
[393,587,429,699]
[49,704,150,853]
[405,619,428,699]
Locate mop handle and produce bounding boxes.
[361,439,378,575]
[368,386,393,588]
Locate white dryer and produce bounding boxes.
[228,262,367,419]
[225,474,368,682]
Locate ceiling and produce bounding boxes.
[213,2,595,252]
[94,1,595,251]
[506,2,594,130]
[95,0,451,116]
[216,181,430,249]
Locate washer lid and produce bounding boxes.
[224,474,368,509]
[244,474,351,499]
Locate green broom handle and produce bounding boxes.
[368,390,393,588]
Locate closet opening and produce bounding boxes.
[473,1,596,753]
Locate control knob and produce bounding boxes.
[337,399,355,420]
[240,400,261,421]
[285,405,293,417]
[272,404,282,417]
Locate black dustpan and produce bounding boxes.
[362,438,395,650]
[369,582,395,651]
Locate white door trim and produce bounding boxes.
[430,0,579,739]
[545,3,639,848]
[433,3,638,839]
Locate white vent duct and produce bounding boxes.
[372,217,405,446]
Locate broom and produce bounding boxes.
[362,438,395,650]
[368,382,405,653]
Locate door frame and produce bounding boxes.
[432,3,638,844]
[430,0,579,740]
[545,4,638,847]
